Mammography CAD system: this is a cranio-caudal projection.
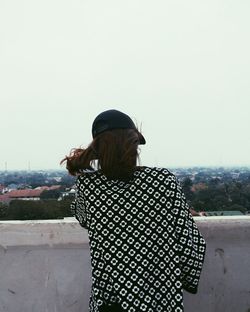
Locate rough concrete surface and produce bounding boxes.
[0,217,250,312]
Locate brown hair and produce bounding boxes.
[61,129,141,181]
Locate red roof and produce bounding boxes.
[35,185,61,191]
[8,189,43,198]
[48,185,61,190]
[7,185,61,199]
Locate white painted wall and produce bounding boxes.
[0,217,250,312]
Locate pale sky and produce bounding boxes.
[1,0,250,170]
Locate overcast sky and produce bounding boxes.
[1,0,250,170]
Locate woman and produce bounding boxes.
[62,109,206,312]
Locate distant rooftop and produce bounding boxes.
[206,210,244,216]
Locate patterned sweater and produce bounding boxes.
[71,167,206,312]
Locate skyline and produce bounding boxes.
[1,0,250,170]
[1,164,250,173]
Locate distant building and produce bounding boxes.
[206,211,244,216]
[2,185,61,202]
[58,188,75,201]
[0,185,5,194]
[8,189,44,201]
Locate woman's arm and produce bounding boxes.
[172,177,206,294]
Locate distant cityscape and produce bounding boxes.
[0,166,250,220]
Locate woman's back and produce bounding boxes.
[72,166,206,312]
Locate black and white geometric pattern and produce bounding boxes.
[71,167,206,312]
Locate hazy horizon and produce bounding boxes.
[1,0,250,170]
[1,164,250,173]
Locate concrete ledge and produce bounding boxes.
[0,218,88,247]
[184,216,250,312]
[0,217,250,312]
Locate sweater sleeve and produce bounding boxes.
[172,177,206,294]
[71,177,88,228]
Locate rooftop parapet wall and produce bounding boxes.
[0,217,250,312]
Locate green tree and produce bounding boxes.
[3,199,72,220]
[182,177,194,201]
